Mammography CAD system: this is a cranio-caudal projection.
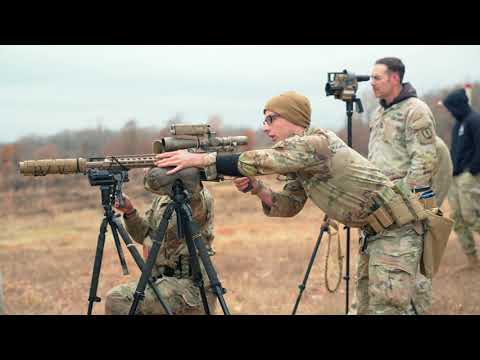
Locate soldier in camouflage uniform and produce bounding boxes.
[155,90,430,315]
[361,57,442,315]
[105,169,217,315]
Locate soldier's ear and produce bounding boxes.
[390,72,400,84]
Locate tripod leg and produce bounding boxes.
[345,103,354,315]
[109,215,173,315]
[179,205,211,315]
[129,202,176,315]
[188,216,230,315]
[87,217,108,315]
[344,226,351,314]
[292,223,328,315]
[109,214,129,276]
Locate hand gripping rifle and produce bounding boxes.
[18,124,248,315]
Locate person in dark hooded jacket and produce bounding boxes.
[443,88,480,269]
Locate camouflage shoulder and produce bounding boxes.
[405,98,436,130]
[273,127,330,152]
[304,127,329,137]
[303,129,332,156]
[406,97,434,117]
[272,133,311,151]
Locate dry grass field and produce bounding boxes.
[1,173,479,315]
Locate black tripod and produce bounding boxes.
[294,70,370,315]
[86,169,172,315]
[343,97,364,315]
[128,179,230,315]
[291,98,364,315]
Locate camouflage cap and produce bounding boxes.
[264,91,311,128]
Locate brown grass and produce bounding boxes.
[1,176,479,315]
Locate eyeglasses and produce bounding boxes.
[263,113,281,125]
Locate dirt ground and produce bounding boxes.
[1,175,479,315]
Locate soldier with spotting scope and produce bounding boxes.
[105,169,218,315]
[348,57,448,316]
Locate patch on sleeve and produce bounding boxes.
[408,108,436,145]
[417,126,435,145]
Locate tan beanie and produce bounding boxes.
[264,91,311,128]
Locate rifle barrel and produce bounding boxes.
[19,155,158,176]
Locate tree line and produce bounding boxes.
[1,82,477,193]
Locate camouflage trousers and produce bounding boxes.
[448,171,480,257]
[349,274,431,315]
[350,223,425,315]
[105,276,217,315]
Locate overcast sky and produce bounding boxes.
[1,45,479,143]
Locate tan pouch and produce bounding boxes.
[373,207,394,228]
[420,208,454,279]
[393,182,428,221]
[386,194,416,226]
[366,214,385,234]
[407,195,428,221]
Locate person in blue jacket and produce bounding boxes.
[443,88,480,269]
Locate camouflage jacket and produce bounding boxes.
[238,127,394,228]
[368,83,438,189]
[124,188,215,272]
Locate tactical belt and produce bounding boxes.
[363,184,434,237]
[414,187,437,210]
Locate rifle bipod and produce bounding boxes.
[86,170,172,315]
[129,179,230,315]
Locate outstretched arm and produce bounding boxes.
[155,133,330,177]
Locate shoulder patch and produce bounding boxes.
[418,127,435,144]
[406,103,436,145]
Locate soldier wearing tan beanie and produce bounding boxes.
[155,89,435,315]
[263,91,311,129]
